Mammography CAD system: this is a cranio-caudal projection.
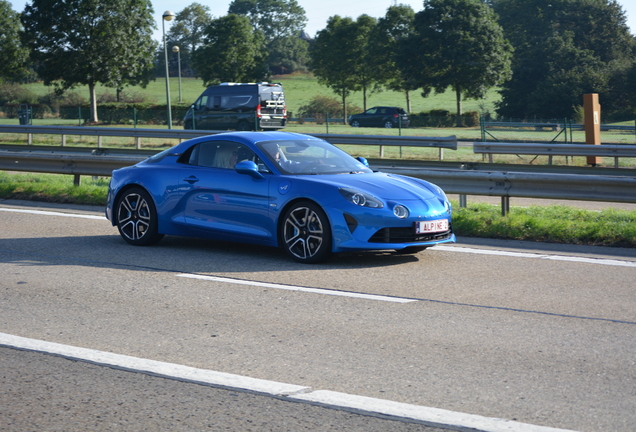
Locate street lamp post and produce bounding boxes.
[172,46,182,103]
[162,10,175,129]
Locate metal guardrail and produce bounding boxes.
[0,125,457,152]
[0,125,218,147]
[483,121,635,133]
[381,166,636,215]
[1,145,635,215]
[474,142,636,168]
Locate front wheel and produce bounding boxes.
[280,202,332,263]
[350,120,360,127]
[116,187,163,246]
[237,121,252,131]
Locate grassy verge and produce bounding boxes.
[2,171,635,248]
[454,203,636,248]
[0,172,109,206]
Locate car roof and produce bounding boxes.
[167,131,322,155]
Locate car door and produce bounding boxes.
[360,107,378,126]
[179,140,274,241]
[191,95,215,130]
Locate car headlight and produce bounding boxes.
[393,204,409,219]
[339,188,384,208]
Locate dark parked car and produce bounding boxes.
[348,106,410,128]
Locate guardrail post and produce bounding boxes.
[584,93,601,166]
[501,196,510,216]
[61,135,66,146]
[73,175,81,186]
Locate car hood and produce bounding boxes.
[310,172,442,201]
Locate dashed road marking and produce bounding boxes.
[0,333,579,432]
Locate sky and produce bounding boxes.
[7,0,636,42]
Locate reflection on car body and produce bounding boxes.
[106,131,454,263]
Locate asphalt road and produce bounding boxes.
[1,199,635,432]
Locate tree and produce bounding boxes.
[370,5,418,112]
[310,15,378,118]
[0,1,30,82]
[192,14,269,85]
[228,0,309,74]
[267,35,310,74]
[492,0,636,119]
[310,16,355,119]
[164,3,213,78]
[228,0,306,41]
[21,0,157,122]
[402,0,513,120]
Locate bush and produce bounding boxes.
[297,95,361,121]
[58,103,190,125]
[462,111,479,127]
[38,91,87,114]
[0,83,38,106]
[97,90,154,104]
[408,109,479,128]
[2,103,51,119]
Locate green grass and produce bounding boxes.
[2,171,635,248]
[453,202,636,247]
[0,172,108,206]
[18,74,501,118]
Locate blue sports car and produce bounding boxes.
[106,131,455,263]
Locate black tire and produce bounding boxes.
[351,120,360,127]
[237,121,252,131]
[116,187,164,246]
[384,120,394,128]
[280,201,332,263]
[394,246,428,255]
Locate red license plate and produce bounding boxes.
[415,219,449,234]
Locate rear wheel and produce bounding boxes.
[116,188,163,246]
[281,201,332,263]
[384,120,394,128]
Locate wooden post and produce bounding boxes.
[584,93,601,166]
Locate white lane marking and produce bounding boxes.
[177,274,416,303]
[431,245,636,268]
[292,390,578,432]
[0,332,307,396]
[0,333,579,432]
[0,207,106,220]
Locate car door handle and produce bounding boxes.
[183,176,199,184]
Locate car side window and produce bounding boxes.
[195,95,208,110]
[182,141,260,169]
[365,108,377,114]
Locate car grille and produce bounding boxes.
[369,227,453,244]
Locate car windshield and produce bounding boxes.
[257,139,373,175]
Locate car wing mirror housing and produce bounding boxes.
[356,156,369,167]
[235,160,265,179]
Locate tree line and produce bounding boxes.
[1,0,635,123]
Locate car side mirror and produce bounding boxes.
[235,160,265,179]
[356,156,369,167]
